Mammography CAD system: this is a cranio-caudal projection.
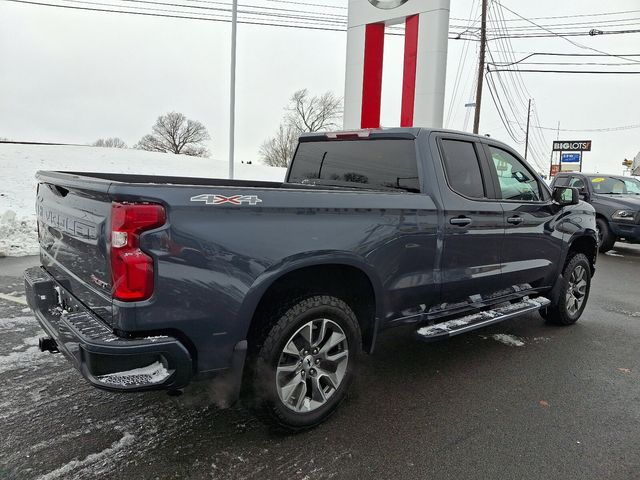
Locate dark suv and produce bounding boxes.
[551,173,640,252]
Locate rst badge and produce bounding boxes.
[190,194,263,206]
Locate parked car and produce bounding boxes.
[25,128,597,430]
[551,173,640,252]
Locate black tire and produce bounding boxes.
[250,295,361,431]
[596,218,616,253]
[542,253,591,326]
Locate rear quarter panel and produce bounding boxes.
[109,183,439,373]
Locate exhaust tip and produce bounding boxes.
[39,337,59,353]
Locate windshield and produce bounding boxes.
[589,176,640,195]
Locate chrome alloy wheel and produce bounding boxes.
[276,318,349,413]
[566,264,588,316]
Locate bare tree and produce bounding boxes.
[286,89,342,134]
[260,89,342,167]
[93,137,127,148]
[259,124,298,168]
[135,112,210,157]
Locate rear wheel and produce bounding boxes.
[542,253,591,326]
[596,218,616,253]
[250,295,361,431]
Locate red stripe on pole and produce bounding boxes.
[361,23,385,129]
[401,14,419,127]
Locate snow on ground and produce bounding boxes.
[38,433,136,480]
[0,144,286,257]
[482,333,525,347]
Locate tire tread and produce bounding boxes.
[250,295,361,431]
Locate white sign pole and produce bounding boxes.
[228,0,238,180]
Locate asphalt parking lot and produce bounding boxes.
[1,246,639,480]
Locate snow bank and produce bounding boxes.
[0,144,286,257]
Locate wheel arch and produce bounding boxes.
[239,254,384,355]
[566,233,598,274]
[548,233,597,310]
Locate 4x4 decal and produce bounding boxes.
[190,194,263,206]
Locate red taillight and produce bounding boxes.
[110,202,166,301]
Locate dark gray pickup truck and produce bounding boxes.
[551,172,640,253]
[25,128,598,430]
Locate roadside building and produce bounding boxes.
[633,151,640,176]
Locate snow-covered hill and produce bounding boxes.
[0,144,286,257]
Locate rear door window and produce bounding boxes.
[440,139,486,199]
[288,139,420,192]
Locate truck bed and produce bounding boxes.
[39,170,285,189]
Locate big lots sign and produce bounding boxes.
[344,0,451,129]
[552,141,592,151]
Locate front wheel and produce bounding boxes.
[250,295,362,431]
[596,218,616,253]
[542,253,592,326]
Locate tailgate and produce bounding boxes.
[36,176,113,324]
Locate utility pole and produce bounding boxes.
[473,0,488,134]
[524,99,531,159]
[228,0,238,179]
[548,121,559,178]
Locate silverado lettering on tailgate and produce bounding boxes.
[37,205,97,239]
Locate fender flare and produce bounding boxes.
[236,251,385,342]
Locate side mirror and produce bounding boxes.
[553,186,580,206]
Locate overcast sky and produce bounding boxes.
[1,0,639,175]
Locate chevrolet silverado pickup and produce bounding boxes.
[551,172,640,253]
[25,128,598,430]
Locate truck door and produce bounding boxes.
[482,143,564,290]
[432,134,505,302]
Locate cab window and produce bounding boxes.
[440,139,486,199]
[489,146,542,201]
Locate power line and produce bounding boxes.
[485,72,525,144]
[454,8,640,23]
[116,0,348,25]
[482,16,640,31]
[489,29,640,40]
[181,0,347,19]
[126,0,349,23]
[3,0,480,39]
[445,0,479,128]
[500,61,640,66]
[523,123,640,132]
[489,3,532,111]
[489,52,640,67]
[490,67,640,74]
[264,0,346,10]
[493,1,640,64]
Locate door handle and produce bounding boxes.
[507,216,524,225]
[450,216,472,227]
